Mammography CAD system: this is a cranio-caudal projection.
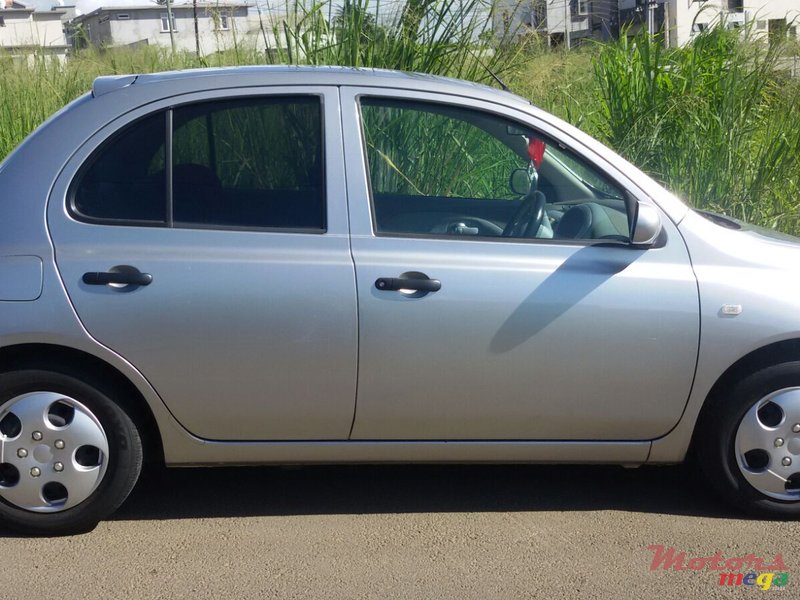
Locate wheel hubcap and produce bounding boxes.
[0,392,108,512]
[735,388,800,501]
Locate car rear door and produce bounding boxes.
[341,87,700,441]
[47,86,358,441]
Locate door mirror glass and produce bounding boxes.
[509,168,531,196]
[631,202,663,245]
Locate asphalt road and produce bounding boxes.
[1,463,798,599]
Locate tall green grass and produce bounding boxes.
[264,0,525,80]
[592,26,800,231]
[0,47,202,160]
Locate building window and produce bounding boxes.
[160,12,177,33]
[727,0,743,12]
[576,1,589,16]
[211,10,229,31]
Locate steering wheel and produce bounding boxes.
[502,190,547,238]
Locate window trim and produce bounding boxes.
[67,94,328,235]
[355,94,638,247]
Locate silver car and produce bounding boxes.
[0,66,798,534]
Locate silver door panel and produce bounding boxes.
[48,87,358,441]
[340,87,700,440]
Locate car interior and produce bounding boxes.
[361,98,632,243]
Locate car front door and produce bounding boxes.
[48,87,358,441]
[341,88,699,440]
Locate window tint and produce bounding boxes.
[360,99,629,242]
[171,97,324,230]
[73,112,167,223]
[71,96,325,231]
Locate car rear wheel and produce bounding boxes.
[697,362,800,518]
[0,370,142,535]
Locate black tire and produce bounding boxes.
[0,370,143,535]
[695,362,800,519]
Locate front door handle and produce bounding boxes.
[375,276,441,293]
[83,271,153,286]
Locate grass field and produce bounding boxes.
[1,0,799,232]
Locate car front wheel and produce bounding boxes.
[697,362,800,518]
[0,369,142,535]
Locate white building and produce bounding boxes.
[543,0,617,45]
[0,0,69,57]
[495,1,617,46]
[497,1,799,48]
[664,0,799,46]
[70,3,250,55]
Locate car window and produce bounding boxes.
[172,97,324,230]
[73,112,167,224]
[360,98,630,242]
[361,99,520,201]
[71,96,324,231]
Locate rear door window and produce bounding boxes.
[72,96,325,232]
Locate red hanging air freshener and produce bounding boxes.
[528,138,546,169]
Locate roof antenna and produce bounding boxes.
[467,47,510,92]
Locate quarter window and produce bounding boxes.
[360,99,630,242]
[73,112,167,223]
[72,96,325,231]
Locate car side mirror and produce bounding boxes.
[631,202,663,246]
[509,168,531,196]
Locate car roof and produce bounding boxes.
[92,65,533,108]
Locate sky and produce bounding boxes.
[25,0,414,14]
[22,0,172,14]
[24,0,254,15]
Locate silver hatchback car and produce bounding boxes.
[1,66,799,534]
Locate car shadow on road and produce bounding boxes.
[109,463,740,522]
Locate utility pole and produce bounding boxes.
[193,0,200,57]
[564,0,570,49]
[165,0,176,53]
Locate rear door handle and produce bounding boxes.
[82,271,153,286]
[375,277,441,292]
